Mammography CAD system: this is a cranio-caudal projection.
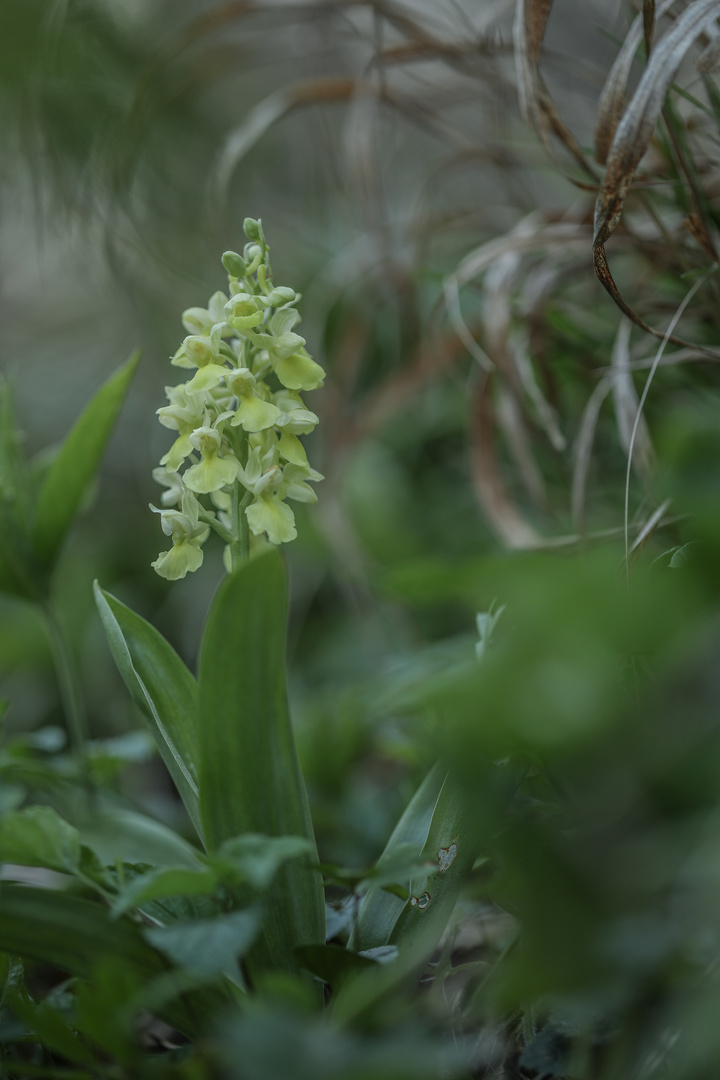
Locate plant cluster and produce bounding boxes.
[2,2,720,1080]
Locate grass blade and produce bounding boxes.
[198,547,324,979]
[93,583,202,843]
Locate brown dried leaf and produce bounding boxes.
[594,0,720,249]
[595,0,676,165]
[513,0,596,177]
[593,227,720,355]
[643,0,657,57]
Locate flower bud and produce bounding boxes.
[243,218,261,242]
[222,250,246,278]
[267,287,296,306]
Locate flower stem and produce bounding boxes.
[230,483,251,571]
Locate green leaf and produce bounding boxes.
[145,908,261,980]
[111,865,219,917]
[0,806,80,873]
[295,943,376,991]
[77,808,202,869]
[0,884,215,1035]
[198,548,324,980]
[389,772,480,956]
[31,351,140,569]
[350,763,445,952]
[214,834,314,890]
[94,583,203,842]
[10,993,96,1067]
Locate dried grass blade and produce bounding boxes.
[512,331,566,451]
[684,211,719,259]
[594,0,720,250]
[497,385,547,509]
[513,0,595,176]
[213,79,358,203]
[595,0,676,164]
[514,0,553,125]
[627,497,673,557]
[470,378,541,548]
[611,318,654,484]
[643,0,657,57]
[571,375,612,530]
[697,31,720,71]
[451,216,588,290]
[593,235,718,354]
[623,269,713,570]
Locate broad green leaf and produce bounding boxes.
[215,834,314,890]
[31,351,140,569]
[0,805,80,873]
[112,865,218,917]
[94,583,203,842]
[0,884,220,1035]
[77,808,202,869]
[350,763,445,952]
[198,548,324,980]
[145,908,261,980]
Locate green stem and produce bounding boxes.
[40,602,90,780]
[229,484,251,571]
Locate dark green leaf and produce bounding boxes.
[31,351,139,569]
[215,834,314,890]
[10,994,95,1067]
[294,943,375,990]
[111,865,219,917]
[0,884,220,1036]
[145,908,261,980]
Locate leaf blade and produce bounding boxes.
[94,583,203,843]
[350,763,444,952]
[198,548,324,979]
[31,351,140,569]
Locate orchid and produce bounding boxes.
[151,218,324,578]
